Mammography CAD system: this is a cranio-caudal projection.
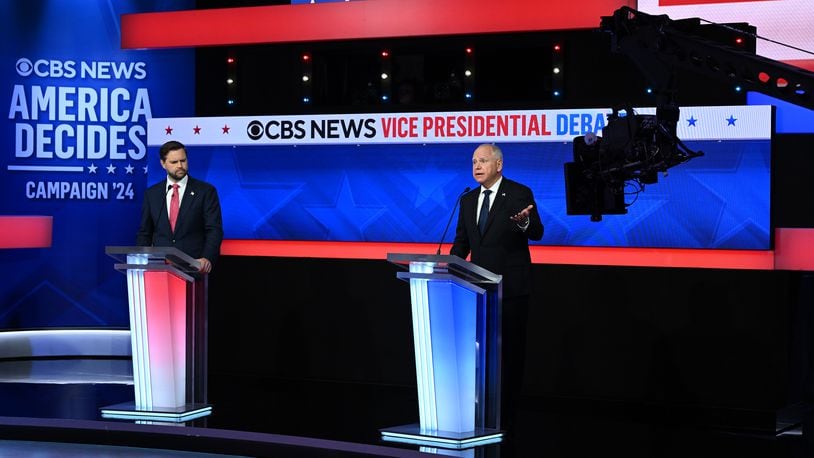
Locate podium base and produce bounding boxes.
[100,402,212,423]
[380,423,503,449]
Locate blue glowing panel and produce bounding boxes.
[147,105,772,250]
[747,92,814,133]
[426,281,478,433]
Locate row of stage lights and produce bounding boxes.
[224,32,800,107]
[226,56,237,106]
[296,47,487,105]
[224,44,568,107]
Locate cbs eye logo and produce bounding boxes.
[247,120,264,140]
[15,58,76,78]
[246,119,307,140]
[16,58,33,76]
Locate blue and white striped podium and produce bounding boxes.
[381,253,504,449]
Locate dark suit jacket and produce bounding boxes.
[136,176,224,265]
[450,177,544,298]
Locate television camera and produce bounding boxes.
[565,104,703,222]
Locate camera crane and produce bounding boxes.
[566,6,814,221]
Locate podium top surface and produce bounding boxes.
[387,253,501,285]
[105,246,201,273]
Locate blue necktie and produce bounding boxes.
[478,189,492,235]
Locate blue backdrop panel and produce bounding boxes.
[158,137,768,249]
[0,1,195,329]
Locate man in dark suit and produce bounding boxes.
[136,140,223,273]
[451,143,544,431]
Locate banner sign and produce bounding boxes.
[148,106,772,146]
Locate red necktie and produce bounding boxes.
[169,183,180,232]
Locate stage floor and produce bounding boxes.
[0,359,811,457]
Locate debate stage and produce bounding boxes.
[0,361,810,457]
[3,252,814,457]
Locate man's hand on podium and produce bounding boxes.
[197,257,212,273]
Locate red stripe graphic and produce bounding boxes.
[660,0,773,5]
[121,0,633,49]
[0,216,53,249]
[774,228,814,271]
[222,234,814,270]
[220,239,778,270]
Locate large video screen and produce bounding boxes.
[148,105,772,250]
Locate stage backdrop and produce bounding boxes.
[148,105,771,250]
[0,0,194,329]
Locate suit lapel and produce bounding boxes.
[173,179,195,234]
[155,184,174,233]
[468,192,480,233]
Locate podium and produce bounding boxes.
[381,253,504,449]
[101,246,211,422]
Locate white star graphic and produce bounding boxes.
[125,164,134,174]
[106,164,116,174]
[87,164,98,174]
[143,166,149,174]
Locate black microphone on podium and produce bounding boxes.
[436,187,470,255]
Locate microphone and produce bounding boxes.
[153,184,172,246]
[436,187,470,255]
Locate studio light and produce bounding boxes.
[301,51,312,105]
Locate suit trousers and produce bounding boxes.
[501,293,530,430]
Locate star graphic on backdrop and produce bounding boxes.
[687,116,697,127]
[165,126,173,135]
[304,174,386,239]
[87,164,98,174]
[534,193,589,247]
[7,281,99,329]
[726,115,737,126]
[222,125,231,134]
[193,125,201,134]
[545,191,668,247]
[106,164,116,174]
[620,197,671,243]
[143,165,149,174]
[403,169,458,208]
[690,151,769,247]
[125,164,134,174]
[200,147,304,239]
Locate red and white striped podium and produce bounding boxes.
[101,246,210,422]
